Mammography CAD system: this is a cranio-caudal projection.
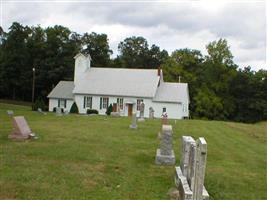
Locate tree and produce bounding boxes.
[118,36,168,68]
[197,39,238,119]
[118,36,149,68]
[70,102,79,113]
[106,104,113,115]
[229,68,267,122]
[0,22,31,100]
[0,23,83,102]
[194,86,224,120]
[82,32,112,67]
[146,44,169,68]
[162,48,204,117]
[206,38,234,66]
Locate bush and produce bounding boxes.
[33,97,47,111]
[106,104,113,115]
[87,109,99,114]
[70,102,79,113]
[53,107,64,113]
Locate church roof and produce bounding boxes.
[153,82,189,103]
[47,81,74,99]
[73,67,160,98]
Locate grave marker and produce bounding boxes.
[56,107,62,116]
[129,112,137,129]
[162,113,168,125]
[37,108,47,115]
[175,136,209,200]
[7,110,14,116]
[9,116,36,140]
[149,107,155,119]
[138,102,145,121]
[155,125,175,165]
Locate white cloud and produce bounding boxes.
[1,0,266,70]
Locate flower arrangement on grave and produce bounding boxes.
[161,112,168,124]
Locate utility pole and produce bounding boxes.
[178,75,181,83]
[32,67,35,110]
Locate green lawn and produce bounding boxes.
[0,103,266,200]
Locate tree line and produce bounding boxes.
[0,22,266,122]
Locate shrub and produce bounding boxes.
[53,107,64,113]
[87,109,99,114]
[70,102,79,113]
[106,104,113,115]
[33,97,47,111]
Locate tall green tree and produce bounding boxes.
[146,44,168,68]
[163,48,204,116]
[118,36,149,68]
[199,39,237,119]
[118,36,168,68]
[230,67,267,122]
[206,38,234,66]
[0,22,31,100]
[82,32,112,67]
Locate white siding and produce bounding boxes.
[48,98,73,112]
[49,99,58,112]
[74,94,189,119]
[74,54,90,86]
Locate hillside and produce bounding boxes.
[0,103,266,200]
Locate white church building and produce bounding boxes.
[47,53,190,119]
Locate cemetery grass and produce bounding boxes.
[0,103,267,200]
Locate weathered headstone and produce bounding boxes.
[162,112,168,125]
[55,107,62,116]
[180,136,196,179]
[63,110,69,115]
[155,125,175,165]
[138,102,145,121]
[37,108,47,115]
[111,112,120,117]
[7,110,14,116]
[149,107,155,119]
[9,116,36,140]
[192,138,208,200]
[175,136,209,200]
[129,112,137,129]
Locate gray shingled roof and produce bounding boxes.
[153,82,189,103]
[47,81,74,99]
[73,68,160,98]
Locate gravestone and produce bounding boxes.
[9,116,36,140]
[155,125,175,165]
[162,113,168,125]
[175,136,209,200]
[111,112,120,117]
[138,102,145,121]
[129,112,137,129]
[149,107,155,119]
[63,110,69,115]
[37,108,47,115]
[55,107,62,116]
[7,110,14,116]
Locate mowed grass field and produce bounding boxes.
[0,103,266,200]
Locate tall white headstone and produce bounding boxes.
[175,136,209,200]
[192,138,207,200]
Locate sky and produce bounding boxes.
[1,0,266,71]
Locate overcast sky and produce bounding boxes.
[1,0,266,71]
